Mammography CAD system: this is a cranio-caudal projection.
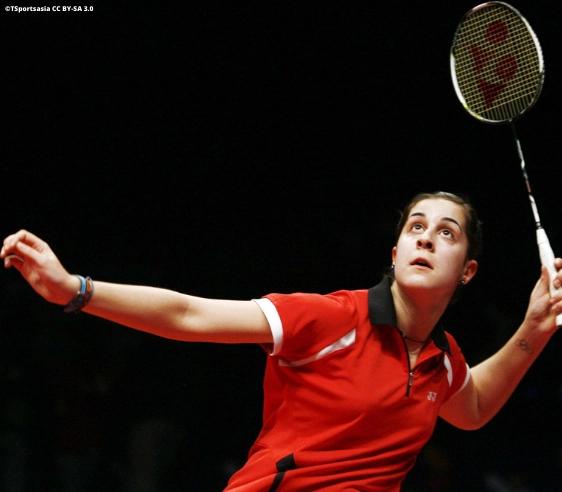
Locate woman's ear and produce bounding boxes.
[461,259,478,285]
[392,246,397,264]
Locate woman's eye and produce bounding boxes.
[441,230,454,238]
[412,224,423,231]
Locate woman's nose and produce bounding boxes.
[417,236,434,251]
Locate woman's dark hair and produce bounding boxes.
[395,191,483,261]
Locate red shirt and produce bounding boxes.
[225,277,470,491]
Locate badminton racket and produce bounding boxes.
[450,1,560,328]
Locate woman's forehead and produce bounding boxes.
[408,198,467,226]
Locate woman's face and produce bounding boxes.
[392,198,478,297]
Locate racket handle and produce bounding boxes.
[536,228,562,328]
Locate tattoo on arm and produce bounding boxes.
[516,339,534,355]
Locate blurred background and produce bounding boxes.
[3,1,561,490]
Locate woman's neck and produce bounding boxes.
[390,281,451,342]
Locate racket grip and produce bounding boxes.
[536,228,562,328]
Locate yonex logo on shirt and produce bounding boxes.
[427,391,438,402]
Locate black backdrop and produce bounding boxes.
[3,1,561,490]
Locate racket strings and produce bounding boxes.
[452,5,543,122]
[455,10,540,77]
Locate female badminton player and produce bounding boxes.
[2,191,561,491]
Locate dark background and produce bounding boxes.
[2,1,561,490]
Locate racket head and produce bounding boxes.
[450,2,544,124]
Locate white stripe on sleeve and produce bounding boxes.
[252,298,283,355]
[278,329,356,367]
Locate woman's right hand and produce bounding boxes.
[1,230,80,305]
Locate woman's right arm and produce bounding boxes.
[1,230,272,344]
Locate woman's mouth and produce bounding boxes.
[412,258,432,269]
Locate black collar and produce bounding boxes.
[367,276,451,354]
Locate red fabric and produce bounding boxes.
[226,289,468,491]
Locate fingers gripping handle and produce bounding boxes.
[536,228,562,328]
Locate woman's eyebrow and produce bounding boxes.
[409,212,425,220]
[442,217,462,229]
[409,212,461,229]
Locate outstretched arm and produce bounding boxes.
[439,259,562,430]
[2,230,273,344]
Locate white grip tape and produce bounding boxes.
[536,228,562,328]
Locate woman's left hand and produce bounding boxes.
[524,257,562,333]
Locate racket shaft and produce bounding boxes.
[536,228,562,327]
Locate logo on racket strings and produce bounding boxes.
[471,20,518,108]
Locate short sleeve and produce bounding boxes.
[257,290,360,363]
[443,332,471,401]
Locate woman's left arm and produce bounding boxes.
[439,258,562,430]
